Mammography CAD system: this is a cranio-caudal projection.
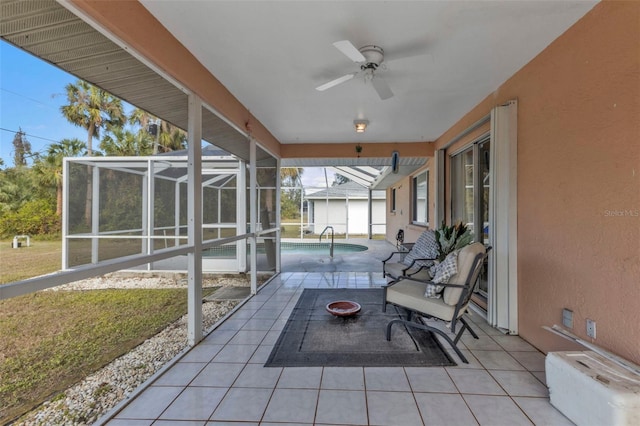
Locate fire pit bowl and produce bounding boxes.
[326,300,361,317]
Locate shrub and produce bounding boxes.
[0,199,60,237]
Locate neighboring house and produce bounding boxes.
[305,181,385,235]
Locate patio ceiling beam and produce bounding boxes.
[280,142,433,160]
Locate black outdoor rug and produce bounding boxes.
[265,288,455,367]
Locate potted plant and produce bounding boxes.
[434,220,473,261]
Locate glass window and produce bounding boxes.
[451,138,490,243]
[451,148,474,230]
[478,139,490,244]
[412,170,429,225]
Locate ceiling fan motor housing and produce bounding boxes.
[359,45,384,70]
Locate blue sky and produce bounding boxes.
[0,40,331,185]
[0,41,92,166]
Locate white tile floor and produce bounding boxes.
[105,272,574,425]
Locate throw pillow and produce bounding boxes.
[402,230,437,267]
[424,250,459,298]
[414,230,439,268]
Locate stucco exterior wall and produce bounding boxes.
[385,163,435,244]
[386,177,411,242]
[434,1,640,363]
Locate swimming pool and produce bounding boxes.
[281,242,368,255]
[202,241,368,257]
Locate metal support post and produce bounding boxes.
[275,157,281,273]
[368,189,373,239]
[249,139,258,294]
[91,166,100,264]
[147,160,156,270]
[62,158,69,270]
[187,94,203,346]
[237,161,247,272]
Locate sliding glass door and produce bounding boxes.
[451,136,491,309]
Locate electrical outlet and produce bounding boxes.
[586,319,596,338]
[562,309,573,329]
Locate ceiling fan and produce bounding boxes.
[316,40,394,100]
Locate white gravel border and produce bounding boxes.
[14,273,251,425]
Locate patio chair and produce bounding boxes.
[382,242,487,363]
[382,229,438,280]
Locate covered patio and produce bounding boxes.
[1,0,638,424]
[105,271,566,426]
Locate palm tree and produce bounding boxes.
[100,127,153,156]
[255,167,304,268]
[129,107,187,153]
[60,80,124,224]
[280,168,304,221]
[60,80,125,156]
[33,139,86,216]
[159,126,188,152]
[281,167,303,187]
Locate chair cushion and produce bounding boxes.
[384,261,410,279]
[386,280,456,321]
[407,268,431,281]
[442,242,486,305]
[424,250,459,298]
[402,230,438,267]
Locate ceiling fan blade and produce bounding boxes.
[371,75,394,100]
[333,40,366,63]
[316,73,356,91]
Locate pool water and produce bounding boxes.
[281,242,367,255]
[203,242,367,257]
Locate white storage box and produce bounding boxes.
[546,351,640,426]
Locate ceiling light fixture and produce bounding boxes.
[354,119,369,133]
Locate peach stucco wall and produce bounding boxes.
[434,1,640,363]
[385,162,434,244]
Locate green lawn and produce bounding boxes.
[0,240,222,423]
[0,239,62,284]
[0,288,220,423]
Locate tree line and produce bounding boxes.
[0,79,186,237]
[0,79,309,239]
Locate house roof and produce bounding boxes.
[305,181,385,200]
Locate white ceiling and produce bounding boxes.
[140,1,597,146]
